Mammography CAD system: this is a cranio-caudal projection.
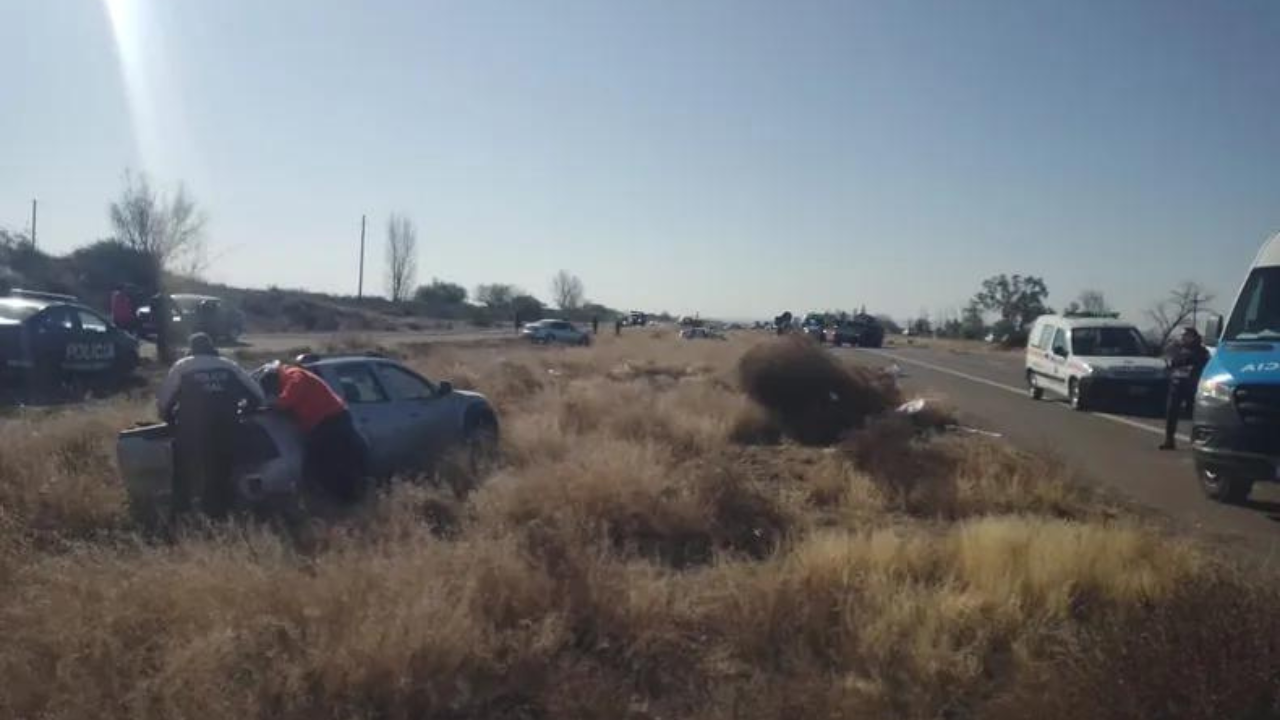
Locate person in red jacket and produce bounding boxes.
[110,285,135,331]
[260,361,369,504]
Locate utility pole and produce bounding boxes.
[29,199,37,247]
[357,214,366,299]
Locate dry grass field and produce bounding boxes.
[1,332,1278,720]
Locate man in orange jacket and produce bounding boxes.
[261,361,368,504]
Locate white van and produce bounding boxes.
[1025,314,1167,410]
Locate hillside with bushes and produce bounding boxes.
[0,233,625,334]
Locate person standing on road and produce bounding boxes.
[1160,327,1210,450]
[260,361,369,505]
[151,292,175,364]
[156,333,265,520]
[592,316,599,335]
[110,285,135,332]
[615,318,623,336]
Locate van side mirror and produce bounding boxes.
[1206,314,1224,346]
[437,381,453,396]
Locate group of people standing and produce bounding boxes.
[156,333,367,521]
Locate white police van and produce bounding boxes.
[1025,314,1166,411]
[1192,232,1280,503]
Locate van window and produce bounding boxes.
[1051,328,1068,355]
[1071,327,1146,357]
[328,363,389,404]
[1225,266,1280,341]
[1035,324,1055,350]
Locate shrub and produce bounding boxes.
[738,336,900,445]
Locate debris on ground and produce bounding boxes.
[737,336,900,445]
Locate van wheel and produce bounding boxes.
[1068,379,1088,411]
[1027,371,1044,400]
[1200,466,1253,504]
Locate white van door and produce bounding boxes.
[1045,327,1071,392]
[1027,322,1056,389]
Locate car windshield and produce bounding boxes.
[1224,266,1280,341]
[1070,327,1146,357]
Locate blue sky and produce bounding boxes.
[3,0,1279,322]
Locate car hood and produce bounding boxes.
[1078,356,1166,373]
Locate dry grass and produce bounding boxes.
[1,332,1277,720]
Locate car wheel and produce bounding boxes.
[1199,465,1253,504]
[1068,379,1088,411]
[1027,371,1044,400]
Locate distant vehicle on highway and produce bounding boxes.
[117,352,498,527]
[0,289,140,387]
[1025,314,1165,411]
[826,314,885,348]
[521,319,591,346]
[680,326,725,340]
[1192,231,1280,503]
[801,313,826,342]
[136,293,245,344]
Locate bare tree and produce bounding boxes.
[550,269,584,311]
[384,213,418,303]
[109,170,207,275]
[1147,281,1216,346]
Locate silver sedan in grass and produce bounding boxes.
[117,353,498,526]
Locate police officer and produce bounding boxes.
[156,333,265,519]
[1160,327,1210,450]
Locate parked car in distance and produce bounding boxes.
[0,289,140,387]
[136,293,245,344]
[1025,314,1166,411]
[522,319,592,345]
[825,314,886,348]
[680,327,725,340]
[117,353,499,527]
[800,313,826,343]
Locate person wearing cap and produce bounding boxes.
[1160,326,1211,450]
[259,360,368,505]
[156,333,265,519]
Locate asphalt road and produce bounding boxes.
[841,343,1280,563]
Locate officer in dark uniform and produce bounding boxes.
[156,333,265,519]
[1160,327,1210,450]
